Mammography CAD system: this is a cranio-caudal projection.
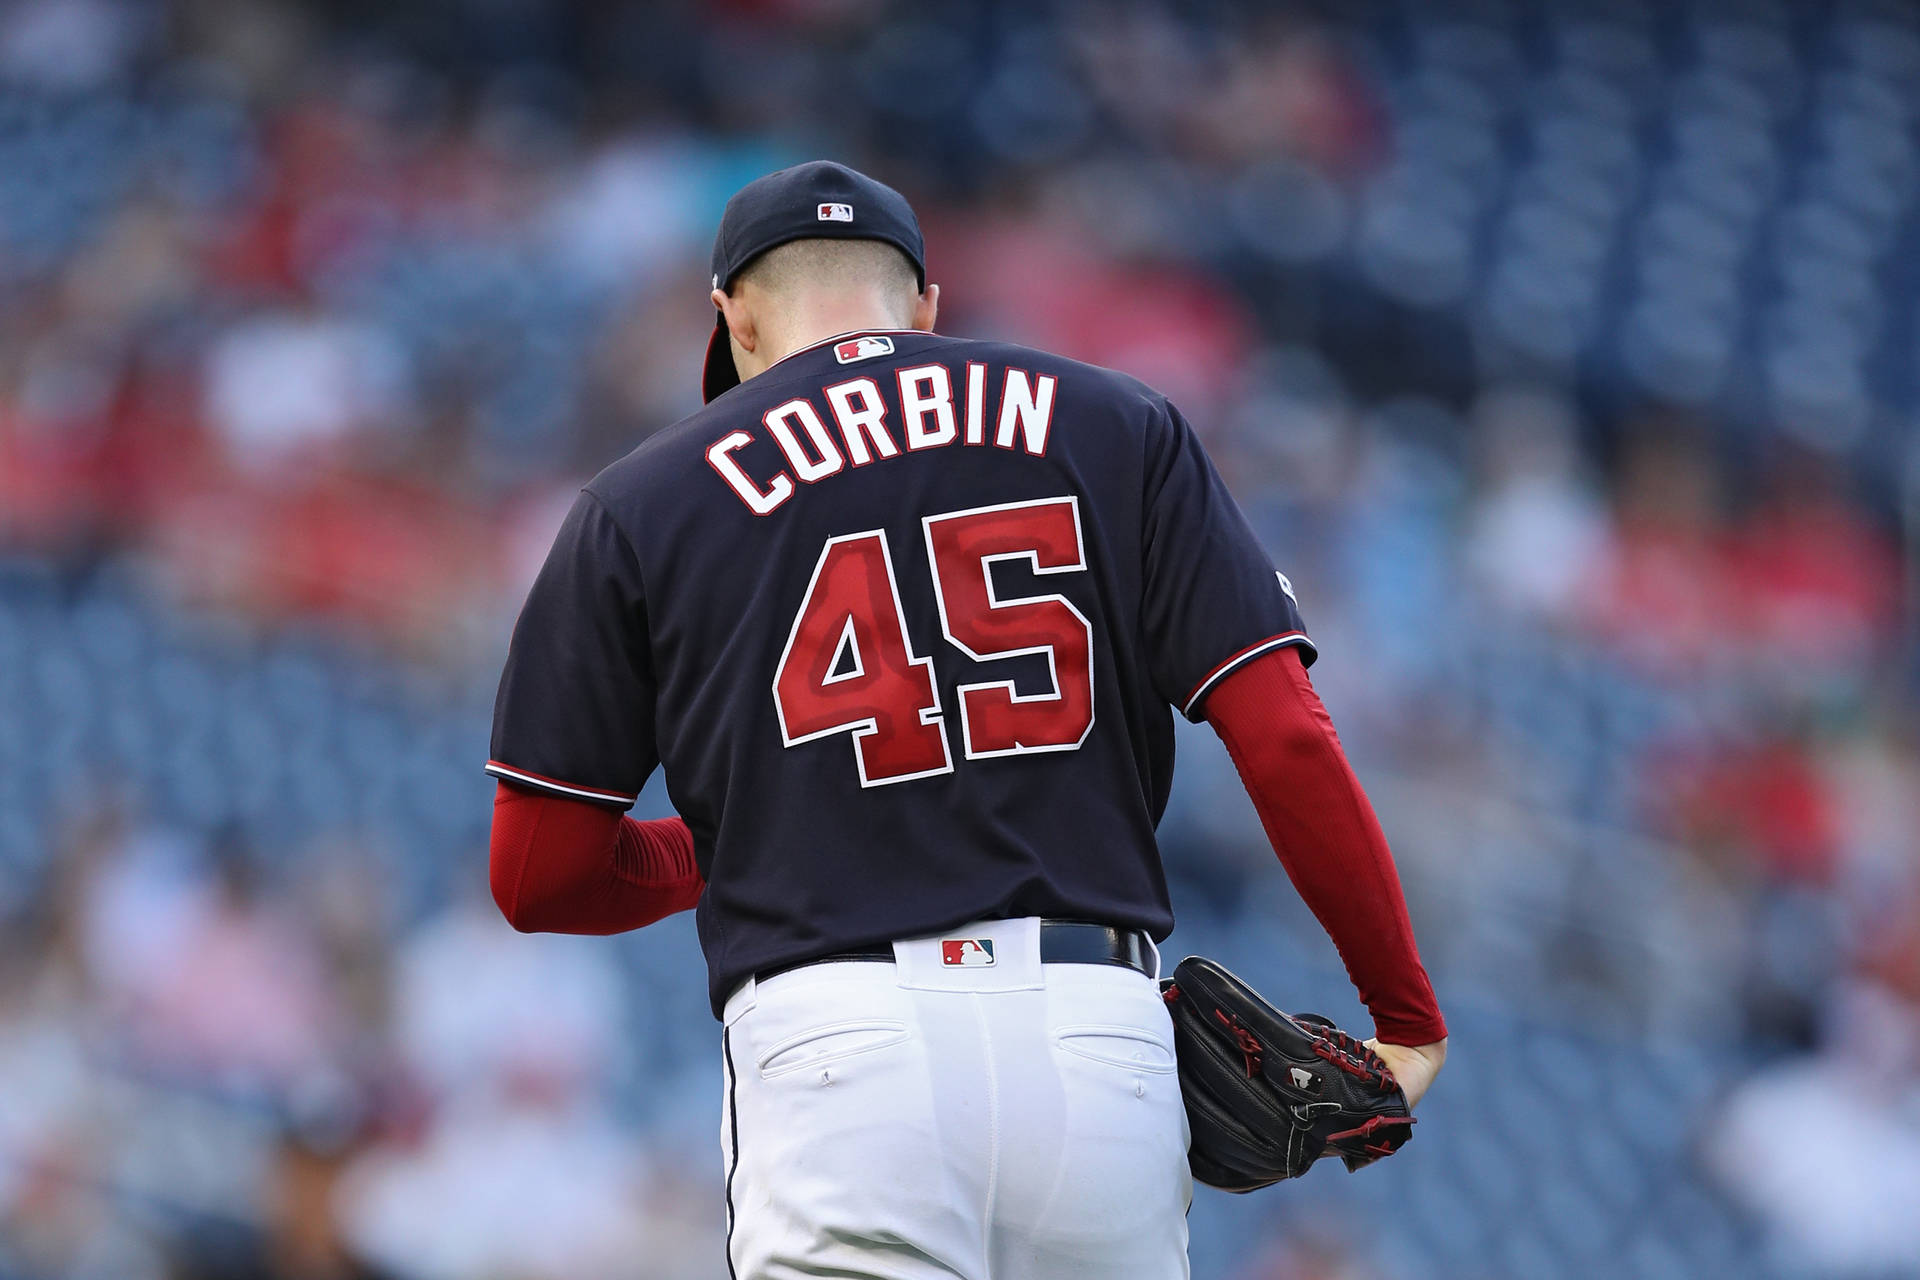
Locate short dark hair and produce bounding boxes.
[735,237,920,319]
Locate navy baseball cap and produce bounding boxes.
[703,161,926,403]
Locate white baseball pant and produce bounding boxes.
[719,916,1192,1279]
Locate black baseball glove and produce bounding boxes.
[1160,955,1414,1192]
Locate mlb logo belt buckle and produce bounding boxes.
[940,938,996,967]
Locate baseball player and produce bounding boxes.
[486,162,1446,1279]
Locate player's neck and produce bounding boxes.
[759,300,917,370]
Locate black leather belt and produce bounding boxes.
[755,922,1154,984]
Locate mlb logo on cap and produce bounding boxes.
[818,202,854,222]
[941,939,995,967]
[834,335,894,364]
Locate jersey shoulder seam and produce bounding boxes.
[576,485,649,595]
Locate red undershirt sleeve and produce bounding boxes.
[489,781,704,935]
[1201,647,1447,1046]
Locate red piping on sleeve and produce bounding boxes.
[484,760,639,805]
[1182,632,1314,718]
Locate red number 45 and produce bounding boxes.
[772,496,1095,786]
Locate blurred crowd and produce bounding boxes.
[0,0,1917,1277]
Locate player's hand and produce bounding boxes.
[1364,1037,1447,1109]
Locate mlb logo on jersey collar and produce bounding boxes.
[941,938,995,967]
[834,335,894,363]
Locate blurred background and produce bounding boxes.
[0,0,1917,1277]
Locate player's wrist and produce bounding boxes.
[1394,1037,1446,1069]
[1364,1036,1445,1109]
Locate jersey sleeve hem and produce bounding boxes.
[485,760,639,808]
[1371,1010,1448,1047]
[1180,632,1317,721]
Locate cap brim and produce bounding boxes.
[702,312,738,404]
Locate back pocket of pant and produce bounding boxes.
[757,1019,910,1079]
[1054,1025,1178,1073]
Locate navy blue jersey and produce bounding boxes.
[488,329,1313,1015]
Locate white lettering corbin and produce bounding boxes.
[704,362,1059,515]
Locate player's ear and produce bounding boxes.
[712,287,758,354]
[911,282,939,333]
